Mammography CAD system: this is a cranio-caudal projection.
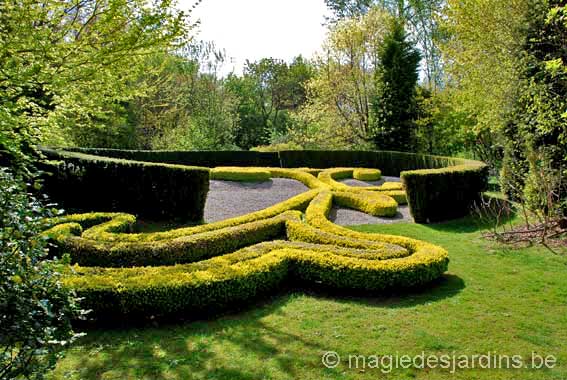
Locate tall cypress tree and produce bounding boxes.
[371,18,421,151]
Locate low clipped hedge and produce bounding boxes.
[39,148,209,221]
[210,167,272,182]
[41,167,450,321]
[353,168,381,181]
[401,163,489,223]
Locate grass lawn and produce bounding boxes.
[50,217,567,380]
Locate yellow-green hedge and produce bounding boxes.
[210,167,272,181]
[353,168,382,181]
[42,167,449,321]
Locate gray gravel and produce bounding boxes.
[338,175,401,187]
[204,177,413,225]
[204,179,308,223]
[329,205,412,226]
[332,175,412,226]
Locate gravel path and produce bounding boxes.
[338,175,401,187]
[204,179,308,223]
[204,177,413,225]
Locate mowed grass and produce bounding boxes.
[50,217,567,380]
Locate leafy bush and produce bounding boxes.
[40,148,210,221]
[250,143,303,152]
[0,169,83,380]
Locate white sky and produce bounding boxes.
[183,0,331,75]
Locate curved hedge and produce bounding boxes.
[39,148,210,221]
[44,147,488,223]
[42,166,449,321]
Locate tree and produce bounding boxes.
[303,7,392,146]
[0,0,192,168]
[501,0,567,213]
[123,42,240,151]
[325,0,445,90]
[439,0,529,166]
[226,57,314,150]
[371,18,421,151]
[324,0,373,19]
[0,169,83,379]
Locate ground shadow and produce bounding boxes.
[67,273,464,379]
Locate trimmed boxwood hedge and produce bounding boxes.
[210,167,272,182]
[41,166,452,321]
[39,148,210,221]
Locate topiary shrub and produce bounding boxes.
[353,168,382,181]
[210,167,272,182]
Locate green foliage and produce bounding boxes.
[40,149,210,220]
[325,0,445,89]
[371,18,421,151]
[0,0,191,169]
[0,169,82,380]
[500,0,567,216]
[352,168,381,181]
[63,147,282,167]
[401,163,489,223]
[210,167,272,182]
[439,0,528,165]
[299,8,392,147]
[226,57,315,150]
[250,143,303,152]
[414,87,476,156]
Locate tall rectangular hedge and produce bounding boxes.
[40,149,210,221]
[65,147,281,167]
[401,164,489,223]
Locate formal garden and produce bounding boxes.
[2,0,567,379]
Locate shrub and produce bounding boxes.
[401,163,489,223]
[39,148,210,221]
[210,167,272,182]
[0,169,83,380]
[353,168,382,181]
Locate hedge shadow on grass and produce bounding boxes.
[68,274,464,379]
